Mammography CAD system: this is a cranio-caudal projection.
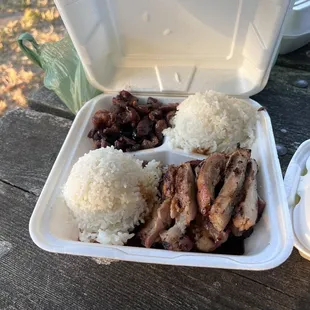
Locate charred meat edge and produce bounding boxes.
[139,199,172,248]
[208,149,251,233]
[139,166,177,248]
[193,220,230,252]
[197,153,227,216]
[231,159,259,236]
[159,163,197,251]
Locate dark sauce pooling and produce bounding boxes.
[126,234,245,255]
[212,236,245,255]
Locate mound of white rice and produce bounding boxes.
[163,91,258,153]
[63,147,162,245]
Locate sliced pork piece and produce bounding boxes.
[191,215,230,252]
[139,165,177,248]
[160,225,193,251]
[170,163,197,222]
[209,148,251,233]
[170,195,180,220]
[231,159,259,236]
[194,227,217,252]
[160,163,197,251]
[197,153,227,216]
[186,159,203,170]
[162,165,177,198]
[139,199,172,248]
[194,225,229,252]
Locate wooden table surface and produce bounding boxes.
[1,44,310,310]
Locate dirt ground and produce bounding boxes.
[0,0,66,115]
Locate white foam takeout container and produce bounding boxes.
[29,94,293,270]
[30,0,296,269]
[284,140,310,261]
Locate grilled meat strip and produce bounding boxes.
[197,153,227,216]
[139,166,177,248]
[231,159,259,236]
[160,225,193,252]
[191,214,229,252]
[140,199,172,248]
[187,159,203,170]
[160,163,197,251]
[209,148,251,233]
[162,165,178,198]
[194,225,230,252]
[169,163,197,223]
[194,225,217,252]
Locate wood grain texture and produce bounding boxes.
[28,86,74,120]
[0,108,72,196]
[232,251,310,308]
[252,65,310,174]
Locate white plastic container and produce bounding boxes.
[29,0,296,269]
[279,0,310,54]
[284,140,310,261]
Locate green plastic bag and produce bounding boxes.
[18,33,102,114]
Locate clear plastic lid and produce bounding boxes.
[284,140,310,260]
[55,0,294,96]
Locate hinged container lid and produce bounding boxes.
[55,0,294,96]
[284,139,310,261]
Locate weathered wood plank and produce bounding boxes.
[0,182,306,310]
[232,250,310,306]
[252,65,310,174]
[28,86,74,120]
[0,108,72,196]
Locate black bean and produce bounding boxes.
[93,131,101,141]
[160,103,178,113]
[101,139,110,148]
[147,97,162,109]
[92,110,114,129]
[141,135,159,149]
[114,139,126,150]
[155,119,168,140]
[120,90,132,100]
[112,97,127,108]
[136,117,153,137]
[149,109,163,121]
[87,129,95,139]
[119,136,136,146]
[126,144,141,152]
[166,110,176,125]
[94,140,102,148]
[133,105,150,116]
[103,124,120,135]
